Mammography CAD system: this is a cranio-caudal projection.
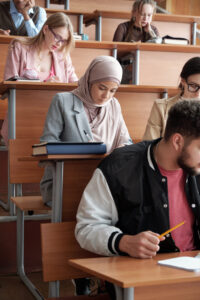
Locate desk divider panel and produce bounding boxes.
[15,89,64,139]
[0,98,8,121]
[62,158,102,221]
[139,51,197,86]
[116,91,160,142]
[71,47,112,78]
[9,139,44,184]
[0,43,9,81]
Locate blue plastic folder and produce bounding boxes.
[32,142,107,155]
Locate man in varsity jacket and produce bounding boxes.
[0,0,46,36]
[75,100,200,258]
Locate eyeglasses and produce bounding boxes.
[49,27,68,44]
[187,81,200,93]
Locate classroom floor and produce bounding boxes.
[0,196,75,299]
[0,272,75,299]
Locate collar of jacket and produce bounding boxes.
[147,138,162,172]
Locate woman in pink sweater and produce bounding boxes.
[1,12,78,146]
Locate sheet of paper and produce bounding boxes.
[158,256,200,272]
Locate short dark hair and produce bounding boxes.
[179,57,200,93]
[164,100,200,141]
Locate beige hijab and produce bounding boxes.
[72,56,131,153]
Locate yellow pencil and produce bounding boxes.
[159,221,185,239]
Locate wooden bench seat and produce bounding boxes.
[41,221,110,299]
[11,195,50,211]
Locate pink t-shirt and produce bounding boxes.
[158,165,195,251]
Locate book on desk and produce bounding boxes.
[32,142,107,155]
[162,35,189,45]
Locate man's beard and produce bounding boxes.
[177,148,198,176]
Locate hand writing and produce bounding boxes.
[45,75,61,83]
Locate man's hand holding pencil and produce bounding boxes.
[118,221,185,259]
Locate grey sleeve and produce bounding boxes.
[40,93,65,142]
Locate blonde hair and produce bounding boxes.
[124,0,157,42]
[11,12,74,58]
[132,0,157,16]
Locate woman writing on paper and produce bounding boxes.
[40,55,132,206]
[143,56,200,140]
[1,12,78,146]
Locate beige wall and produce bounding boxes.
[165,0,200,45]
[165,0,200,15]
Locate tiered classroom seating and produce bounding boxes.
[1,1,200,298]
[84,10,200,43]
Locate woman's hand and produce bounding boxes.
[45,76,61,83]
[143,22,152,33]
[18,0,35,20]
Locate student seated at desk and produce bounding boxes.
[40,55,132,296]
[76,100,200,259]
[40,55,132,206]
[0,12,78,146]
[113,0,160,83]
[0,0,46,36]
[143,57,200,140]
[113,0,159,43]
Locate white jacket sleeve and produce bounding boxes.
[75,168,122,256]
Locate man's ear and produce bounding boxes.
[172,133,184,152]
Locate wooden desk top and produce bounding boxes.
[0,81,77,94]
[69,251,200,288]
[85,10,200,23]
[45,8,92,16]
[1,36,200,55]
[19,154,106,162]
[0,81,178,95]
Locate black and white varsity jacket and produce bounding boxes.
[75,139,200,256]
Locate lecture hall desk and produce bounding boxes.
[1,35,200,86]
[69,250,200,300]
[0,80,178,142]
[84,10,200,43]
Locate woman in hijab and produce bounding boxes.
[40,55,132,206]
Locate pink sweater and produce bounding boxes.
[1,41,78,146]
[4,41,78,82]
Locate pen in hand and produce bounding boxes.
[158,220,185,239]
[83,130,93,142]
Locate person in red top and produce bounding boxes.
[76,100,200,258]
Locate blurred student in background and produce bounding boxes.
[0,0,46,36]
[113,0,160,83]
[143,57,200,140]
[113,0,159,43]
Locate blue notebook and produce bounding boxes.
[32,142,107,155]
